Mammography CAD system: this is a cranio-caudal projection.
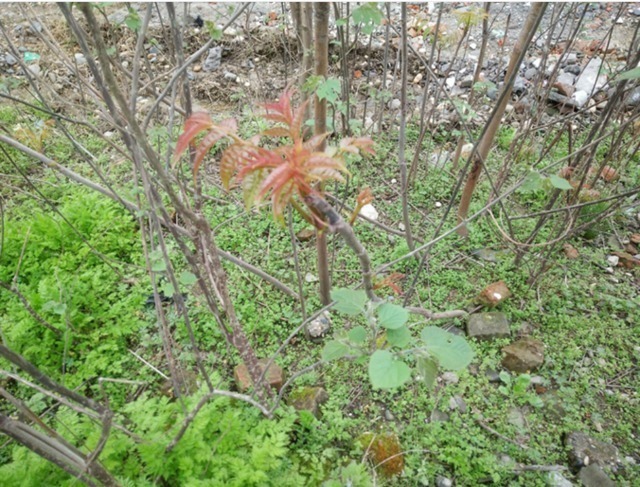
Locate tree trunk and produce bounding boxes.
[456,3,546,236]
[314,2,332,305]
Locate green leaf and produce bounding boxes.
[513,374,531,395]
[499,371,512,385]
[352,3,383,35]
[348,326,367,344]
[178,271,198,286]
[160,282,175,298]
[615,66,640,82]
[124,8,141,33]
[416,356,438,388]
[205,20,223,40]
[331,288,368,316]
[302,74,323,94]
[368,350,411,389]
[548,174,573,190]
[151,260,167,272]
[322,340,350,361]
[385,325,411,348]
[316,77,341,104]
[377,303,408,330]
[420,327,474,371]
[518,171,544,193]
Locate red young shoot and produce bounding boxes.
[174,90,375,225]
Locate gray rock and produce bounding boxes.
[305,312,331,340]
[390,98,401,110]
[436,476,452,487]
[513,76,527,95]
[449,395,467,413]
[431,410,450,422]
[565,52,578,65]
[571,90,589,108]
[548,91,582,110]
[542,393,566,421]
[288,386,329,418]
[632,8,640,16]
[547,470,574,487]
[223,71,238,81]
[507,406,526,429]
[487,87,498,101]
[578,465,615,487]
[556,72,575,86]
[460,74,474,88]
[564,64,581,76]
[502,337,544,373]
[575,57,607,94]
[624,86,640,108]
[203,46,222,72]
[565,432,620,470]
[467,312,510,340]
[26,64,40,76]
[5,53,17,66]
[28,21,42,34]
[524,67,538,80]
[485,368,501,383]
[441,372,459,385]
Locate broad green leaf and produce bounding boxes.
[499,370,511,385]
[416,356,438,388]
[548,174,573,190]
[528,395,544,408]
[316,77,341,104]
[352,3,383,35]
[616,66,640,82]
[385,325,412,348]
[331,288,368,316]
[348,326,368,344]
[321,340,350,361]
[178,271,198,286]
[421,327,474,371]
[513,374,531,395]
[151,260,167,272]
[160,282,175,298]
[124,8,141,33]
[377,303,408,330]
[518,171,544,193]
[368,350,411,389]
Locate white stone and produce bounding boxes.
[607,255,619,266]
[445,76,456,88]
[435,201,442,208]
[391,178,397,184]
[304,273,319,283]
[469,41,477,50]
[359,203,379,221]
[571,90,589,107]
[74,53,86,65]
[413,72,423,84]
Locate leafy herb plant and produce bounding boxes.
[322,288,474,390]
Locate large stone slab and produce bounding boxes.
[467,312,510,340]
[234,359,283,392]
[501,337,544,373]
[565,431,620,470]
[579,465,615,487]
[288,386,329,418]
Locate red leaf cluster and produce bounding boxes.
[174,90,375,223]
